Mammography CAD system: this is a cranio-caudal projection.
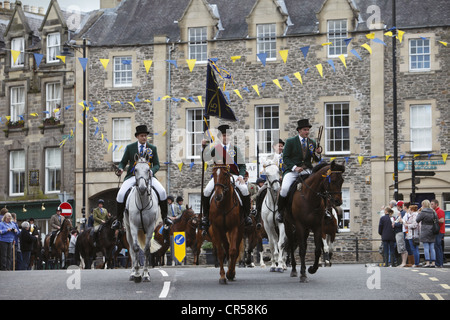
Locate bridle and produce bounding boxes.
[263,164,281,214]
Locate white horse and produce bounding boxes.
[123,155,159,283]
[261,164,287,272]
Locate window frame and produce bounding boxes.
[410,104,432,152]
[409,38,431,72]
[255,105,280,156]
[257,23,277,61]
[45,148,61,194]
[324,102,350,155]
[112,118,132,162]
[11,37,25,67]
[9,150,25,197]
[10,86,25,123]
[186,108,204,160]
[188,27,208,63]
[327,19,348,58]
[113,56,133,88]
[46,32,61,64]
[46,82,61,119]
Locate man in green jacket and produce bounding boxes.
[114,125,170,227]
[276,119,322,222]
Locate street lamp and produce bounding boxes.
[390,0,399,201]
[61,38,88,230]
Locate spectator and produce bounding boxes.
[19,221,38,270]
[393,203,408,267]
[10,212,21,270]
[167,196,176,220]
[416,200,437,268]
[0,213,19,270]
[68,229,79,265]
[403,205,420,267]
[431,199,445,268]
[378,207,395,267]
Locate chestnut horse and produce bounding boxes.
[43,218,72,269]
[284,161,345,283]
[209,165,244,284]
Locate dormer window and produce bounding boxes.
[188,27,207,62]
[11,37,25,67]
[47,33,61,63]
[257,23,276,61]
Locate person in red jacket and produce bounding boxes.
[431,199,445,268]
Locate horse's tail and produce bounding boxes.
[137,230,146,250]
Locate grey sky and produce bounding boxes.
[19,0,100,12]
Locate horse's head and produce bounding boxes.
[262,164,281,193]
[212,165,231,202]
[321,160,345,207]
[134,154,152,195]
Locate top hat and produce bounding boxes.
[296,119,312,130]
[217,124,231,135]
[135,125,150,137]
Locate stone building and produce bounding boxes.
[1,0,449,262]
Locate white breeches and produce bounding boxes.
[116,177,167,203]
[280,169,311,197]
[203,175,249,197]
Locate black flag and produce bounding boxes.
[204,63,238,121]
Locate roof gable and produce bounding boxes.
[39,0,68,32]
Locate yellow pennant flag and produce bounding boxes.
[385,155,391,161]
[279,50,289,63]
[384,31,393,37]
[322,42,332,46]
[197,96,203,107]
[178,163,183,172]
[414,154,420,158]
[186,59,196,72]
[6,116,11,122]
[128,102,136,110]
[79,120,84,125]
[30,113,39,117]
[93,117,98,123]
[358,156,364,166]
[366,32,375,39]
[56,56,66,63]
[293,72,303,85]
[100,59,110,70]
[230,56,241,63]
[162,96,171,100]
[143,60,153,73]
[108,143,113,151]
[204,162,208,172]
[442,153,448,163]
[233,89,243,100]
[162,130,167,136]
[273,79,282,90]
[252,84,260,96]
[361,43,372,54]
[11,50,21,64]
[338,54,347,68]
[397,30,405,43]
[101,133,104,142]
[439,41,448,47]
[315,64,323,78]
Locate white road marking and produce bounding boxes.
[158,269,170,299]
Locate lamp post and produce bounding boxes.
[391,0,399,201]
[61,38,88,230]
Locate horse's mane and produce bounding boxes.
[312,161,329,174]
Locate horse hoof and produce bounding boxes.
[300,276,309,283]
[129,275,135,281]
[219,278,227,285]
[134,275,142,283]
[290,269,297,277]
[276,267,284,273]
[270,267,276,272]
[143,276,150,282]
[308,266,317,274]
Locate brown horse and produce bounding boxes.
[151,206,199,266]
[209,165,244,284]
[75,217,117,269]
[321,204,340,267]
[285,160,345,282]
[43,218,72,269]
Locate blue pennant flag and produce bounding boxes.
[34,53,44,68]
[204,63,238,121]
[78,57,88,71]
[300,46,310,58]
[327,59,336,72]
[256,53,267,66]
[350,49,362,60]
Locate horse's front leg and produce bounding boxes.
[297,228,308,283]
[211,227,227,284]
[142,233,153,282]
[226,227,243,282]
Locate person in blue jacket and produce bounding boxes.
[0,212,19,270]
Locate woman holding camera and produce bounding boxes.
[0,212,19,270]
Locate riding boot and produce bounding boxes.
[242,195,253,227]
[201,195,211,236]
[112,202,125,230]
[159,199,173,227]
[276,195,287,223]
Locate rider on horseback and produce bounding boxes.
[201,124,253,231]
[276,119,322,222]
[49,207,64,253]
[114,125,172,229]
